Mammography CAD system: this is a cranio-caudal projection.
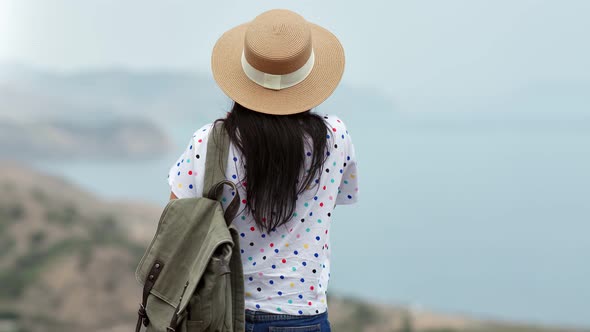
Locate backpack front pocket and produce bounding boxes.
[185,319,206,332]
[186,290,211,328]
[184,247,230,329]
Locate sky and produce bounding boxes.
[1,0,589,109]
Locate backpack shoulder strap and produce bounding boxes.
[203,121,230,194]
[203,121,240,224]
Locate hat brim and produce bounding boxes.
[211,22,345,115]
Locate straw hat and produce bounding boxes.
[211,9,345,115]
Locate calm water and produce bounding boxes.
[35,121,590,328]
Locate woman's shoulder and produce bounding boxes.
[317,113,351,132]
[192,122,214,136]
[318,113,354,143]
[188,122,216,144]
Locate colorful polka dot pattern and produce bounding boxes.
[167,114,358,315]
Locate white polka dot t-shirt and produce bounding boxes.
[167,114,359,316]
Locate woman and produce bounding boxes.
[167,9,358,332]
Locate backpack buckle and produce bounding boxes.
[138,304,150,326]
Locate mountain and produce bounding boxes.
[0,85,173,161]
[0,160,587,332]
[2,63,589,133]
[2,64,587,163]
[0,64,225,125]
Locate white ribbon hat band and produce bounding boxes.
[241,50,315,90]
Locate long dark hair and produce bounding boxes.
[214,102,330,235]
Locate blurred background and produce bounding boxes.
[0,1,589,331]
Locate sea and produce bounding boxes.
[33,113,590,328]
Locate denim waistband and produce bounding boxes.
[245,309,327,322]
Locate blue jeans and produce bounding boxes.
[245,309,332,332]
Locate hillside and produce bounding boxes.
[0,161,587,332]
[0,160,161,332]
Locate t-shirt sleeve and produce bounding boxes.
[167,123,212,199]
[335,117,359,205]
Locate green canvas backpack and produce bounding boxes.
[135,122,245,332]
